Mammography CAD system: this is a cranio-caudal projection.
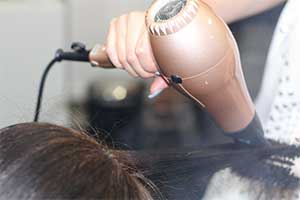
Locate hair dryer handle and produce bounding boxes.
[89,45,115,68]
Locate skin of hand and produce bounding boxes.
[105,11,169,96]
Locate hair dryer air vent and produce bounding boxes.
[146,0,199,35]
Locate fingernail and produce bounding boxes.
[155,71,161,77]
[90,45,102,67]
[90,60,100,67]
[90,44,102,56]
[148,88,164,99]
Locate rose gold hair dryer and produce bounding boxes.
[59,0,267,146]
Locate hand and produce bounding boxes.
[105,11,169,97]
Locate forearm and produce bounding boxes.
[202,0,286,23]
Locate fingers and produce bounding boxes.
[106,18,122,68]
[136,30,159,75]
[116,15,139,77]
[126,12,153,78]
[105,11,159,79]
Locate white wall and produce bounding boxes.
[0,0,154,127]
[0,1,67,127]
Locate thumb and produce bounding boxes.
[148,77,169,99]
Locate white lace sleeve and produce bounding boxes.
[256,0,300,145]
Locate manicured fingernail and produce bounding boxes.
[90,44,102,56]
[155,71,161,77]
[148,88,164,99]
[90,60,100,67]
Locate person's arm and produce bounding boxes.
[202,0,286,23]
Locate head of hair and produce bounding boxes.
[0,123,153,200]
[0,122,299,200]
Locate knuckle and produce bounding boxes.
[140,72,152,79]
[119,56,128,67]
[116,65,124,69]
[126,53,136,65]
[135,47,145,57]
[105,46,114,58]
[125,67,137,77]
[132,73,139,78]
[132,72,139,77]
[105,47,123,68]
[144,64,157,73]
[145,73,155,78]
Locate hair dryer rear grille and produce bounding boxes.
[154,0,187,22]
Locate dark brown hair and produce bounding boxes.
[0,123,299,200]
[0,123,153,200]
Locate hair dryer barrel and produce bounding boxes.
[89,0,266,145]
[145,0,255,133]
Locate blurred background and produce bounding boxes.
[0,0,285,150]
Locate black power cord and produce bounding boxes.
[33,58,58,122]
[33,43,90,122]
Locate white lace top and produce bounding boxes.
[256,0,300,145]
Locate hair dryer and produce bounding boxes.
[57,0,267,146]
